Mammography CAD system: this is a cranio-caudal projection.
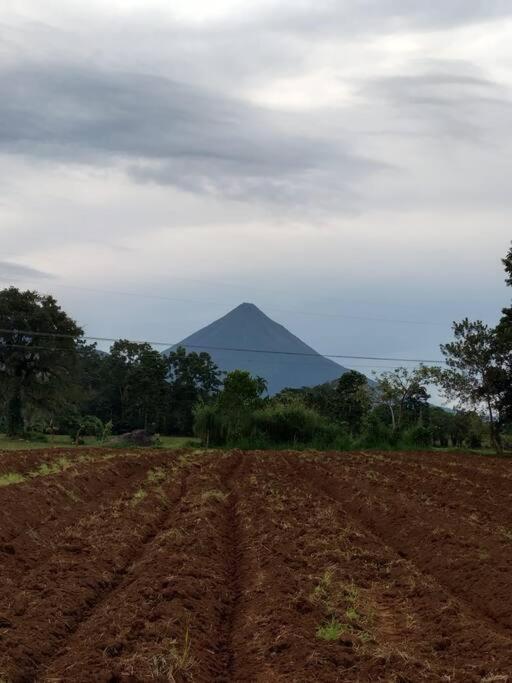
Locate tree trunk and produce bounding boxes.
[7,391,24,436]
[487,400,503,455]
[388,404,396,432]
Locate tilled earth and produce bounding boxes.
[1,447,512,682]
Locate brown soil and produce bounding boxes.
[1,449,511,682]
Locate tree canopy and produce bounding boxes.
[0,288,83,435]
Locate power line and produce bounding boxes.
[0,329,447,364]
[32,282,450,327]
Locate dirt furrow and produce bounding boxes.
[0,455,194,681]
[298,453,512,635]
[292,454,512,678]
[43,451,243,682]
[0,451,177,562]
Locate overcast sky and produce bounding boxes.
[1,0,511,380]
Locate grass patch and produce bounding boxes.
[0,472,26,487]
[131,489,147,505]
[147,467,167,485]
[31,457,72,478]
[316,617,345,641]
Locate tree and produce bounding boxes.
[105,340,168,432]
[335,371,370,435]
[431,319,506,453]
[165,347,221,434]
[217,370,267,442]
[374,366,430,433]
[495,243,512,427]
[0,288,82,435]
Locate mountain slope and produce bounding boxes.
[164,302,350,395]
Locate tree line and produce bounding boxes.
[0,244,510,451]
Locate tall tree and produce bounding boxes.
[217,370,267,441]
[165,347,221,434]
[432,319,506,453]
[495,243,512,427]
[335,370,370,435]
[106,340,168,432]
[374,366,430,433]
[0,288,82,435]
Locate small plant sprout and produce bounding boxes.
[316,617,345,641]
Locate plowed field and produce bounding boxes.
[1,448,512,682]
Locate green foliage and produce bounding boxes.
[335,371,371,435]
[316,618,345,641]
[252,403,326,444]
[402,424,433,448]
[165,346,221,435]
[193,402,225,447]
[358,413,396,448]
[217,370,267,443]
[0,287,83,435]
[251,402,352,449]
[430,319,507,453]
[106,340,169,433]
[374,366,430,433]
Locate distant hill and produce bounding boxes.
[164,302,352,395]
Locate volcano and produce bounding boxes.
[164,303,350,395]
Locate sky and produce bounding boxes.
[0,0,511,383]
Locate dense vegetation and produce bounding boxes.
[0,245,510,451]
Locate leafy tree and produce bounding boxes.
[0,288,82,435]
[495,243,512,426]
[106,340,168,432]
[374,366,430,433]
[335,370,370,435]
[431,319,506,453]
[428,406,453,447]
[216,370,267,442]
[165,346,221,434]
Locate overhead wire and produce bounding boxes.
[0,328,447,364]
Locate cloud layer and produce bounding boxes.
[0,0,510,370]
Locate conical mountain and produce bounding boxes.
[165,303,350,395]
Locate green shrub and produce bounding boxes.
[251,403,327,444]
[358,414,395,448]
[193,402,225,446]
[250,403,352,450]
[26,431,49,443]
[402,425,433,448]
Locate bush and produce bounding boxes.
[251,403,327,444]
[193,402,225,446]
[401,425,433,448]
[25,431,49,443]
[250,403,351,449]
[358,414,396,449]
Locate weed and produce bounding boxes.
[310,567,335,607]
[131,489,147,505]
[147,467,167,485]
[200,489,228,503]
[29,457,72,479]
[345,607,361,622]
[0,472,26,487]
[316,617,345,641]
[151,625,194,680]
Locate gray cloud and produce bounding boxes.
[0,261,54,282]
[358,62,512,142]
[261,0,512,37]
[0,62,381,207]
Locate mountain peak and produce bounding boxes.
[165,303,350,394]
